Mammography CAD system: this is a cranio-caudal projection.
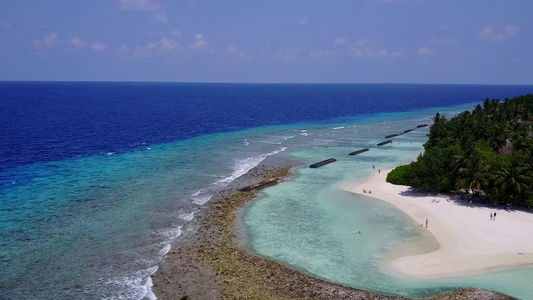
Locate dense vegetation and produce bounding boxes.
[387,94,533,207]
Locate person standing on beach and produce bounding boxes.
[494,212,497,220]
[490,213,493,220]
[378,169,381,174]
[425,218,428,228]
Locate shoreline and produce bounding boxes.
[151,165,404,299]
[341,169,533,280]
[152,163,515,299]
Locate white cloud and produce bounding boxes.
[351,39,389,58]
[154,13,168,24]
[299,18,308,27]
[118,0,161,11]
[71,37,86,49]
[91,42,107,52]
[129,37,184,58]
[309,50,335,58]
[158,37,181,51]
[416,47,435,56]
[33,32,58,50]
[273,47,303,62]
[171,30,183,38]
[390,51,405,58]
[190,34,207,50]
[477,25,519,42]
[334,37,347,46]
[226,46,252,61]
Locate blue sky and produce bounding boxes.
[1,0,532,84]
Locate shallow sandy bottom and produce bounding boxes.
[341,170,533,280]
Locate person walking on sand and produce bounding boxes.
[378,169,381,174]
[494,212,497,220]
[490,213,493,220]
[425,218,428,228]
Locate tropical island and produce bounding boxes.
[387,94,533,207]
[342,94,533,280]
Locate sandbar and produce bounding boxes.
[342,170,533,280]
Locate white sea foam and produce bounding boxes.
[192,189,204,197]
[332,126,345,129]
[191,188,214,205]
[159,244,171,256]
[103,266,158,300]
[142,273,157,300]
[301,133,309,136]
[192,147,287,205]
[162,226,182,240]
[192,188,212,205]
[179,212,195,222]
[217,147,287,185]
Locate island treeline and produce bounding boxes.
[387,94,533,207]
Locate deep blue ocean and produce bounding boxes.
[1,82,532,299]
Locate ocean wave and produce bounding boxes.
[179,212,195,222]
[161,226,182,240]
[103,266,158,300]
[159,244,171,256]
[191,188,204,197]
[192,147,287,206]
[332,126,345,130]
[192,192,212,205]
[142,271,157,300]
[216,147,287,185]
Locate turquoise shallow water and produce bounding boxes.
[243,105,533,299]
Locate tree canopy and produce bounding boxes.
[387,94,533,207]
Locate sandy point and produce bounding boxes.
[341,169,533,280]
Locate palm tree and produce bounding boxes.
[455,155,491,197]
[494,155,533,200]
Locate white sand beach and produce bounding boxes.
[342,170,533,280]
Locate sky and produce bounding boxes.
[0,0,532,84]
